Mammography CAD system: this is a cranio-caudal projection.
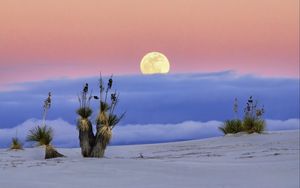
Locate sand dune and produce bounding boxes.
[0,130,299,188]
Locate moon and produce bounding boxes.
[140,52,170,74]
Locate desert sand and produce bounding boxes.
[0,130,299,188]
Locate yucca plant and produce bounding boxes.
[90,103,125,158]
[243,96,266,133]
[219,98,243,135]
[76,83,95,157]
[27,125,63,159]
[219,119,243,134]
[77,75,125,158]
[220,96,266,135]
[27,92,64,159]
[90,76,125,158]
[243,117,265,134]
[27,125,64,159]
[10,137,23,150]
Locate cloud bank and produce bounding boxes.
[0,118,298,148]
[0,71,299,129]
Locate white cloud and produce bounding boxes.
[112,121,223,145]
[0,118,299,148]
[266,119,300,131]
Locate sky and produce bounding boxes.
[0,0,299,89]
[0,1,299,147]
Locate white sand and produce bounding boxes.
[0,130,299,188]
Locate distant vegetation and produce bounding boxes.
[219,96,266,134]
[219,119,243,134]
[10,137,23,150]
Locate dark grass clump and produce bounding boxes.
[219,119,243,134]
[26,125,53,146]
[10,137,23,150]
[76,107,93,119]
[243,117,265,134]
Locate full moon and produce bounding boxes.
[140,52,170,74]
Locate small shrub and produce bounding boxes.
[220,96,266,135]
[26,125,53,146]
[10,137,23,150]
[219,119,243,134]
[26,125,64,159]
[243,117,265,134]
[27,92,64,159]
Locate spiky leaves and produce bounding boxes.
[219,119,243,134]
[76,107,93,135]
[26,125,53,146]
[242,96,265,133]
[108,113,125,129]
[10,137,23,150]
[76,107,93,119]
[243,117,265,134]
[27,125,64,159]
[99,126,112,148]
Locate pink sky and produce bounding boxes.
[0,0,299,87]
